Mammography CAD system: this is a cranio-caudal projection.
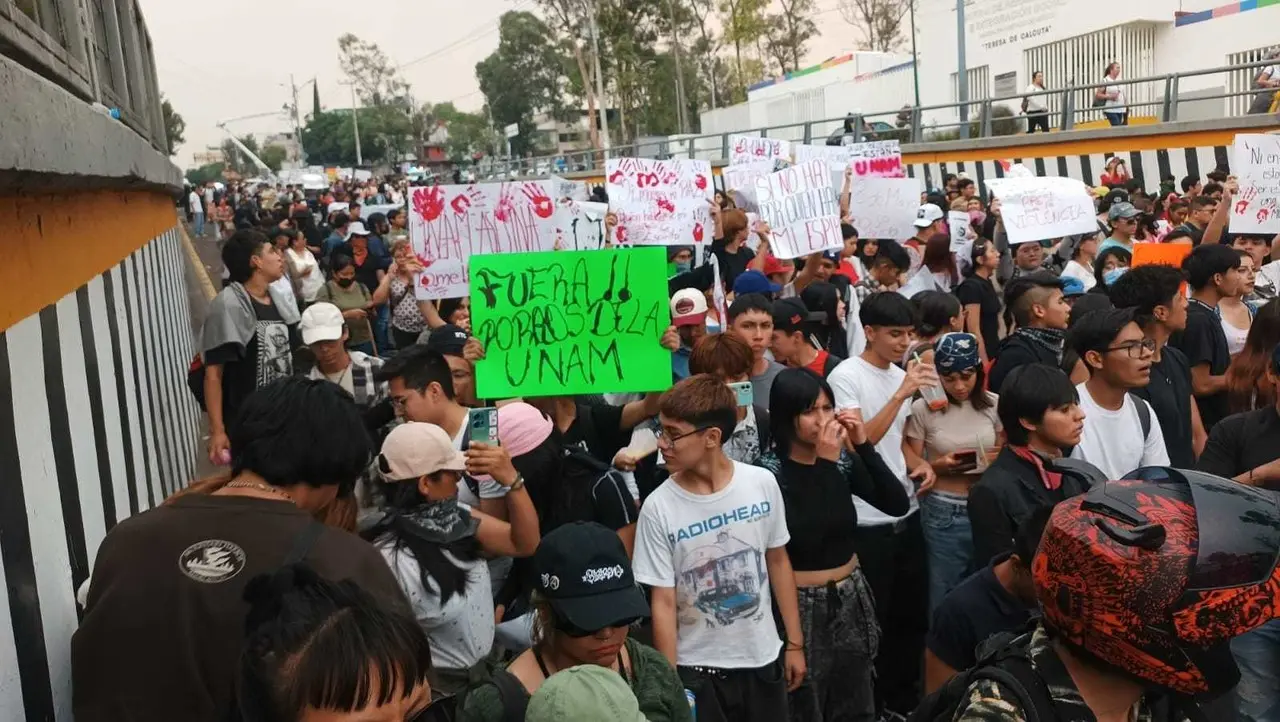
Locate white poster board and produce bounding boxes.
[550,174,589,202]
[848,140,905,178]
[754,160,843,260]
[555,200,610,250]
[722,161,774,212]
[605,158,713,245]
[948,211,971,251]
[795,144,852,190]
[730,135,792,165]
[1231,134,1280,235]
[848,177,919,240]
[985,176,1098,245]
[408,181,560,299]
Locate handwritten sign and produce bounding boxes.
[730,135,792,165]
[985,177,1097,245]
[1231,134,1280,235]
[550,174,588,202]
[795,144,852,190]
[723,161,774,212]
[948,211,970,250]
[555,200,609,250]
[755,160,842,259]
[605,158,713,246]
[469,247,673,397]
[848,177,920,240]
[848,140,905,178]
[409,182,560,300]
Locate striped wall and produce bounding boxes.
[0,227,200,721]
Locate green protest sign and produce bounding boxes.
[469,247,673,398]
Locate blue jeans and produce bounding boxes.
[373,304,391,355]
[1105,111,1128,126]
[920,490,974,616]
[193,212,205,237]
[1233,619,1280,721]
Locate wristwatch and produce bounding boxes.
[508,474,526,491]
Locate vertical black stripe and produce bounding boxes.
[907,164,915,179]
[1080,156,1094,187]
[175,234,200,484]
[141,243,174,499]
[993,162,1005,179]
[120,256,157,509]
[39,306,91,596]
[1011,158,1022,167]
[938,162,948,181]
[956,161,966,173]
[1129,151,1145,188]
[1184,148,1200,180]
[1057,156,1069,177]
[974,161,987,199]
[101,269,140,517]
[1033,157,1047,177]
[1157,149,1172,185]
[162,235,192,486]
[1213,145,1230,174]
[922,164,933,191]
[0,333,56,722]
[76,286,118,530]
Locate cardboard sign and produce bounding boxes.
[550,175,589,202]
[722,161,774,212]
[754,160,843,260]
[985,177,1098,245]
[795,144,852,190]
[848,140,905,178]
[468,247,673,397]
[948,211,971,251]
[555,200,610,250]
[1132,243,1192,269]
[848,177,920,240]
[730,135,792,165]
[605,158,713,246]
[1231,134,1280,234]
[409,182,561,300]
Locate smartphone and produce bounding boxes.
[468,407,500,446]
[954,449,978,470]
[728,381,754,408]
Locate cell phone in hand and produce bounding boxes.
[468,407,499,446]
[728,381,754,408]
[954,449,978,470]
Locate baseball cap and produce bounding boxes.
[1108,202,1142,221]
[821,249,843,264]
[377,422,467,481]
[535,522,650,632]
[1060,276,1087,297]
[299,302,345,346]
[914,203,945,228]
[524,665,646,722]
[762,255,792,276]
[732,269,781,296]
[670,288,708,327]
[343,221,370,240]
[424,324,470,356]
[772,297,822,334]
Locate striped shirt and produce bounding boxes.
[308,350,388,409]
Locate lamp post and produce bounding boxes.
[909,0,921,109]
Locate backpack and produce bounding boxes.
[188,353,208,411]
[1129,392,1152,440]
[909,632,1056,722]
[441,661,529,722]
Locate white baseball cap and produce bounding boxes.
[670,288,708,327]
[299,302,345,345]
[343,221,370,240]
[914,203,945,228]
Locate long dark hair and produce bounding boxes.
[1094,246,1132,289]
[363,477,481,605]
[923,233,959,286]
[769,368,834,460]
[800,282,849,358]
[438,297,467,325]
[939,362,995,411]
[913,290,961,338]
[1226,299,1280,413]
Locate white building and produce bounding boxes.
[700,0,1280,139]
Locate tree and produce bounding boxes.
[221,135,261,175]
[767,0,818,72]
[534,0,602,150]
[185,163,225,186]
[337,34,411,108]
[260,145,288,172]
[718,0,771,100]
[421,102,498,161]
[838,0,913,52]
[161,95,185,156]
[300,108,411,166]
[476,11,571,157]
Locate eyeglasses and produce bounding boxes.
[1105,338,1157,358]
[655,425,711,446]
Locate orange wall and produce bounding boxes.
[0,190,175,333]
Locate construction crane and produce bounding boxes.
[215,109,290,179]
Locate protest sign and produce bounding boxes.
[985,176,1097,245]
[409,181,561,300]
[722,161,774,212]
[710,254,728,324]
[550,174,589,202]
[605,158,713,246]
[795,144,852,190]
[555,200,610,250]
[469,247,673,397]
[730,135,792,165]
[354,169,373,182]
[754,160,842,259]
[848,177,919,240]
[898,268,941,298]
[948,211,970,251]
[848,140,905,178]
[1231,134,1280,235]
[1132,243,1192,269]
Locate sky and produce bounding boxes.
[140,0,858,170]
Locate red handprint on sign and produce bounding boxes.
[1237,200,1251,215]
[494,186,517,222]
[414,187,445,222]
[694,174,708,191]
[415,252,435,269]
[450,187,483,215]
[1260,208,1271,224]
[656,198,676,215]
[608,169,626,184]
[693,222,704,242]
[523,184,555,219]
[617,225,629,244]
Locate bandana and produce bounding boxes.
[1010,446,1064,491]
[1014,326,1066,364]
[398,496,479,544]
[934,332,981,373]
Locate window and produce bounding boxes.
[950,65,991,103]
[13,0,66,47]
[88,0,117,96]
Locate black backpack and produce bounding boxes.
[909,632,1056,722]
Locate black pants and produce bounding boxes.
[391,326,420,351]
[1026,111,1050,133]
[678,660,788,722]
[855,513,929,717]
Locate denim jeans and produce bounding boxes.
[193,212,205,237]
[787,569,880,722]
[1105,111,1129,126]
[920,490,974,616]
[1233,618,1280,721]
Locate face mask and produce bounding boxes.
[675,261,692,274]
[336,277,355,288]
[1103,267,1128,286]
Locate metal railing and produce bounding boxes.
[479,57,1279,179]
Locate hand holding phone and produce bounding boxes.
[468,407,500,446]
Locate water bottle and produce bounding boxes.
[913,351,948,412]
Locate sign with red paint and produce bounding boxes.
[409,181,561,300]
[605,158,713,246]
[848,140,905,179]
[754,159,843,260]
[730,135,792,165]
[1231,134,1280,235]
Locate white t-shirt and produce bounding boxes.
[1069,383,1168,479]
[1061,260,1097,291]
[450,421,509,507]
[379,529,494,670]
[1103,78,1127,114]
[826,356,917,524]
[632,462,789,669]
[1024,84,1047,112]
[188,191,202,212]
[287,247,325,302]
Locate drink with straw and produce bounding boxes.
[913,351,948,412]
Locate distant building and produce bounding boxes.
[192,148,226,166]
[263,132,303,164]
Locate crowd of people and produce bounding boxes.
[71,164,1280,722]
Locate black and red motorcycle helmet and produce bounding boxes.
[1034,466,1280,695]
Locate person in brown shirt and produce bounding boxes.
[71,377,409,722]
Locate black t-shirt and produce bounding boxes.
[1197,406,1280,487]
[926,553,1036,672]
[562,402,630,466]
[1132,346,1195,468]
[711,240,755,291]
[956,275,1001,358]
[1171,300,1231,430]
[204,299,297,427]
[332,242,391,292]
[1176,222,1206,246]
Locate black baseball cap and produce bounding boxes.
[772,297,823,334]
[424,324,469,357]
[535,522,650,631]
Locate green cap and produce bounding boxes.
[524,665,647,722]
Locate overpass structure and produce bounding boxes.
[0,2,200,720]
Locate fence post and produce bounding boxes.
[803,122,813,144]
[851,114,864,143]
[911,108,922,143]
[1061,88,1075,131]
[1167,74,1180,122]
[721,133,730,160]
[979,100,993,137]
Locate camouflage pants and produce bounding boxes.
[787,568,881,722]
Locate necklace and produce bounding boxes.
[224,480,294,501]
